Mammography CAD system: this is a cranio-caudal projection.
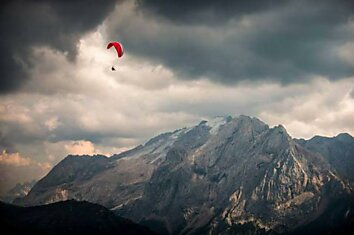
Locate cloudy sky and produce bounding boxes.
[0,0,353,195]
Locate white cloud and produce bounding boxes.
[64,140,100,156]
[0,150,32,167]
[0,150,52,170]
[45,117,60,131]
[259,77,354,138]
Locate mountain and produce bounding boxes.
[0,180,36,203]
[16,115,354,234]
[0,200,156,235]
[296,133,354,187]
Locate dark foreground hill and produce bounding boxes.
[0,200,156,235]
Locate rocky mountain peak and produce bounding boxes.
[262,125,293,154]
[17,115,354,234]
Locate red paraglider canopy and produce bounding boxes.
[107,42,124,58]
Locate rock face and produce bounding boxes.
[18,115,354,234]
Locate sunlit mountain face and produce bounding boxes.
[1,0,354,234]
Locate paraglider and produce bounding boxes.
[107,41,124,71]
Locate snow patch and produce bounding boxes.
[205,116,228,135]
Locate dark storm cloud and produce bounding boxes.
[109,0,354,84]
[137,0,290,24]
[137,0,354,21]
[0,0,117,94]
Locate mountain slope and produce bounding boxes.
[17,115,353,234]
[17,128,192,208]
[0,200,156,235]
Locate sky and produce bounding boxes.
[0,0,354,195]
